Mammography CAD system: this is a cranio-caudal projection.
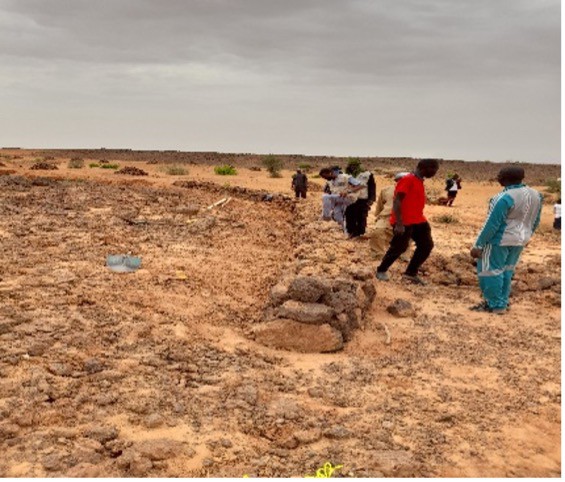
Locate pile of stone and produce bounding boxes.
[254,271,375,353]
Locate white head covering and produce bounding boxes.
[394,172,409,181]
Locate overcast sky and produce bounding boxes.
[0,0,560,163]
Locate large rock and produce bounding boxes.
[277,300,334,324]
[286,276,331,303]
[253,319,343,353]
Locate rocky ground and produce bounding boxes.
[0,151,561,477]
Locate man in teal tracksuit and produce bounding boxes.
[470,167,543,314]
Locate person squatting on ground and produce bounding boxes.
[445,174,462,207]
[553,198,561,230]
[375,158,440,285]
[343,168,376,238]
[319,167,363,228]
[369,172,410,258]
[292,169,308,199]
[469,167,543,314]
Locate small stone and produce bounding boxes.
[220,438,233,448]
[307,387,324,398]
[47,362,73,377]
[84,358,105,374]
[42,454,66,472]
[135,439,183,461]
[538,277,559,290]
[85,425,119,443]
[323,425,351,439]
[386,299,416,318]
[278,435,299,449]
[144,414,164,428]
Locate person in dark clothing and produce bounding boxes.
[445,174,462,207]
[291,169,308,198]
[375,158,440,285]
[344,168,376,238]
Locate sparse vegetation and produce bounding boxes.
[100,163,120,170]
[298,163,312,172]
[262,155,283,178]
[545,178,561,194]
[163,165,188,176]
[68,158,85,169]
[434,214,459,224]
[214,165,237,176]
[89,163,100,168]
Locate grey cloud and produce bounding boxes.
[0,0,559,85]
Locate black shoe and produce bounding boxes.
[402,274,427,285]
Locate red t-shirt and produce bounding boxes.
[389,173,427,225]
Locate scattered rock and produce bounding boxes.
[115,166,148,176]
[323,425,352,439]
[85,425,119,444]
[84,358,105,374]
[42,453,67,472]
[386,299,416,318]
[295,429,322,445]
[66,463,103,477]
[135,439,183,461]
[253,319,343,353]
[538,277,559,290]
[144,413,164,428]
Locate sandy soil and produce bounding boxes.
[0,152,560,477]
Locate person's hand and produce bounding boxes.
[393,223,405,235]
[339,192,347,198]
[470,247,483,259]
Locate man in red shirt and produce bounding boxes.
[376,158,440,285]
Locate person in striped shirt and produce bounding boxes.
[470,167,543,314]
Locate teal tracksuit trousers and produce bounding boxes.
[476,244,523,310]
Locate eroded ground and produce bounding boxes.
[0,154,561,477]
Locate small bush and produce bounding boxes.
[298,163,312,172]
[249,166,262,171]
[545,178,561,194]
[345,157,363,177]
[163,165,188,176]
[262,155,283,178]
[68,158,84,169]
[434,214,459,224]
[214,165,237,176]
[100,163,120,169]
[89,163,100,168]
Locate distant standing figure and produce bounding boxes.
[369,172,409,258]
[375,159,440,285]
[292,169,308,199]
[553,198,561,230]
[344,168,376,238]
[470,167,543,314]
[445,174,462,207]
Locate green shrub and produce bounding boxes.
[100,163,120,169]
[345,157,363,177]
[68,158,84,169]
[545,178,561,194]
[214,165,237,176]
[89,163,100,168]
[262,155,283,178]
[163,165,188,175]
[298,163,312,172]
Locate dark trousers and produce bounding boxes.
[554,217,561,230]
[294,188,307,199]
[345,199,370,237]
[377,222,434,276]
